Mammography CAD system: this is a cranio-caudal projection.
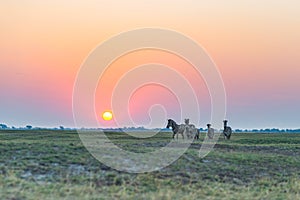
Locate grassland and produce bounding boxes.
[0,130,299,199]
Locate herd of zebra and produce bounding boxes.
[166,119,232,140]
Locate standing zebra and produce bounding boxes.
[207,124,215,139]
[166,119,187,139]
[184,119,200,140]
[223,120,232,139]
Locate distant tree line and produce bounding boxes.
[0,124,71,130]
[0,123,300,133]
[234,128,300,133]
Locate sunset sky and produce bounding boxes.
[1,1,299,129]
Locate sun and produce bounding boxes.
[102,111,113,121]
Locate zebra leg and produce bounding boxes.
[172,133,175,139]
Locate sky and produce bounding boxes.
[0,0,300,129]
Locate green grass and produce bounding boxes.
[0,130,299,199]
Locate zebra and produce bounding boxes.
[223,120,232,139]
[184,119,200,140]
[207,124,215,139]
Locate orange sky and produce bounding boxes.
[0,1,299,128]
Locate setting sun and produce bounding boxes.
[102,111,113,121]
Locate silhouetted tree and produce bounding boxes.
[0,124,8,129]
[271,128,280,132]
[26,125,32,129]
[59,126,64,130]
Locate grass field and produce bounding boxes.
[0,130,299,200]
